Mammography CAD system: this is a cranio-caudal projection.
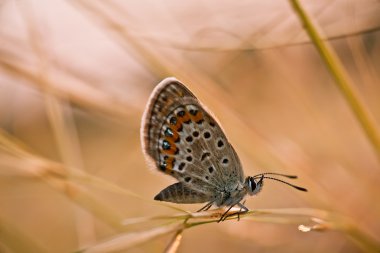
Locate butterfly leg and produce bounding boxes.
[219,201,249,222]
[236,201,248,221]
[197,201,214,212]
[217,205,235,223]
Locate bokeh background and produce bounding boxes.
[1,0,380,252]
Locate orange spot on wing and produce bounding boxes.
[181,112,191,123]
[165,157,175,172]
[162,139,178,155]
[175,122,183,132]
[175,111,190,130]
[191,110,204,123]
[166,127,179,142]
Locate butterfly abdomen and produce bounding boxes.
[154,182,210,204]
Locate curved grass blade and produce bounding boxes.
[78,223,185,253]
[289,0,380,161]
[164,229,183,253]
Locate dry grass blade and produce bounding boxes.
[0,57,137,120]
[71,0,171,78]
[187,207,380,252]
[149,26,380,52]
[80,207,380,253]
[289,0,380,162]
[164,229,183,253]
[42,65,96,245]
[0,129,39,160]
[121,214,190,227]
[78,223,185,253]
[0,130,125,231]
[0,128,186,225]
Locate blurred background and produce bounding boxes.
[0,0,380,252]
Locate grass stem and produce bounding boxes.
[289,0,380,162]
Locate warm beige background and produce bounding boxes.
[1,1,380,252]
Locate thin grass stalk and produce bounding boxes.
[78,207,380,252]
[0,58,135,119]
[164,229,183,253]
[0,130,125,231]
[289,0,380,162]
[45,94,97,246]
[16,4,98,245]
[187,208,380,252]
[72,0,171,78]
[79,223,185,253]
[0,129,186,227]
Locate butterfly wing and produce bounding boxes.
[141,77,245,201]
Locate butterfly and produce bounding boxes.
[141,77,307,222]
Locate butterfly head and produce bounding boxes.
[245,173,308,196]
[245,175,264,196]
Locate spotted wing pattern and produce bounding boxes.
[141,77,244,203]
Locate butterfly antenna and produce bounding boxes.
[263,176,307,192]
[253,172,298,179]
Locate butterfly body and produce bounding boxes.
[141,77,306,221]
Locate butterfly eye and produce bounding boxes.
[249,177,256,192]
